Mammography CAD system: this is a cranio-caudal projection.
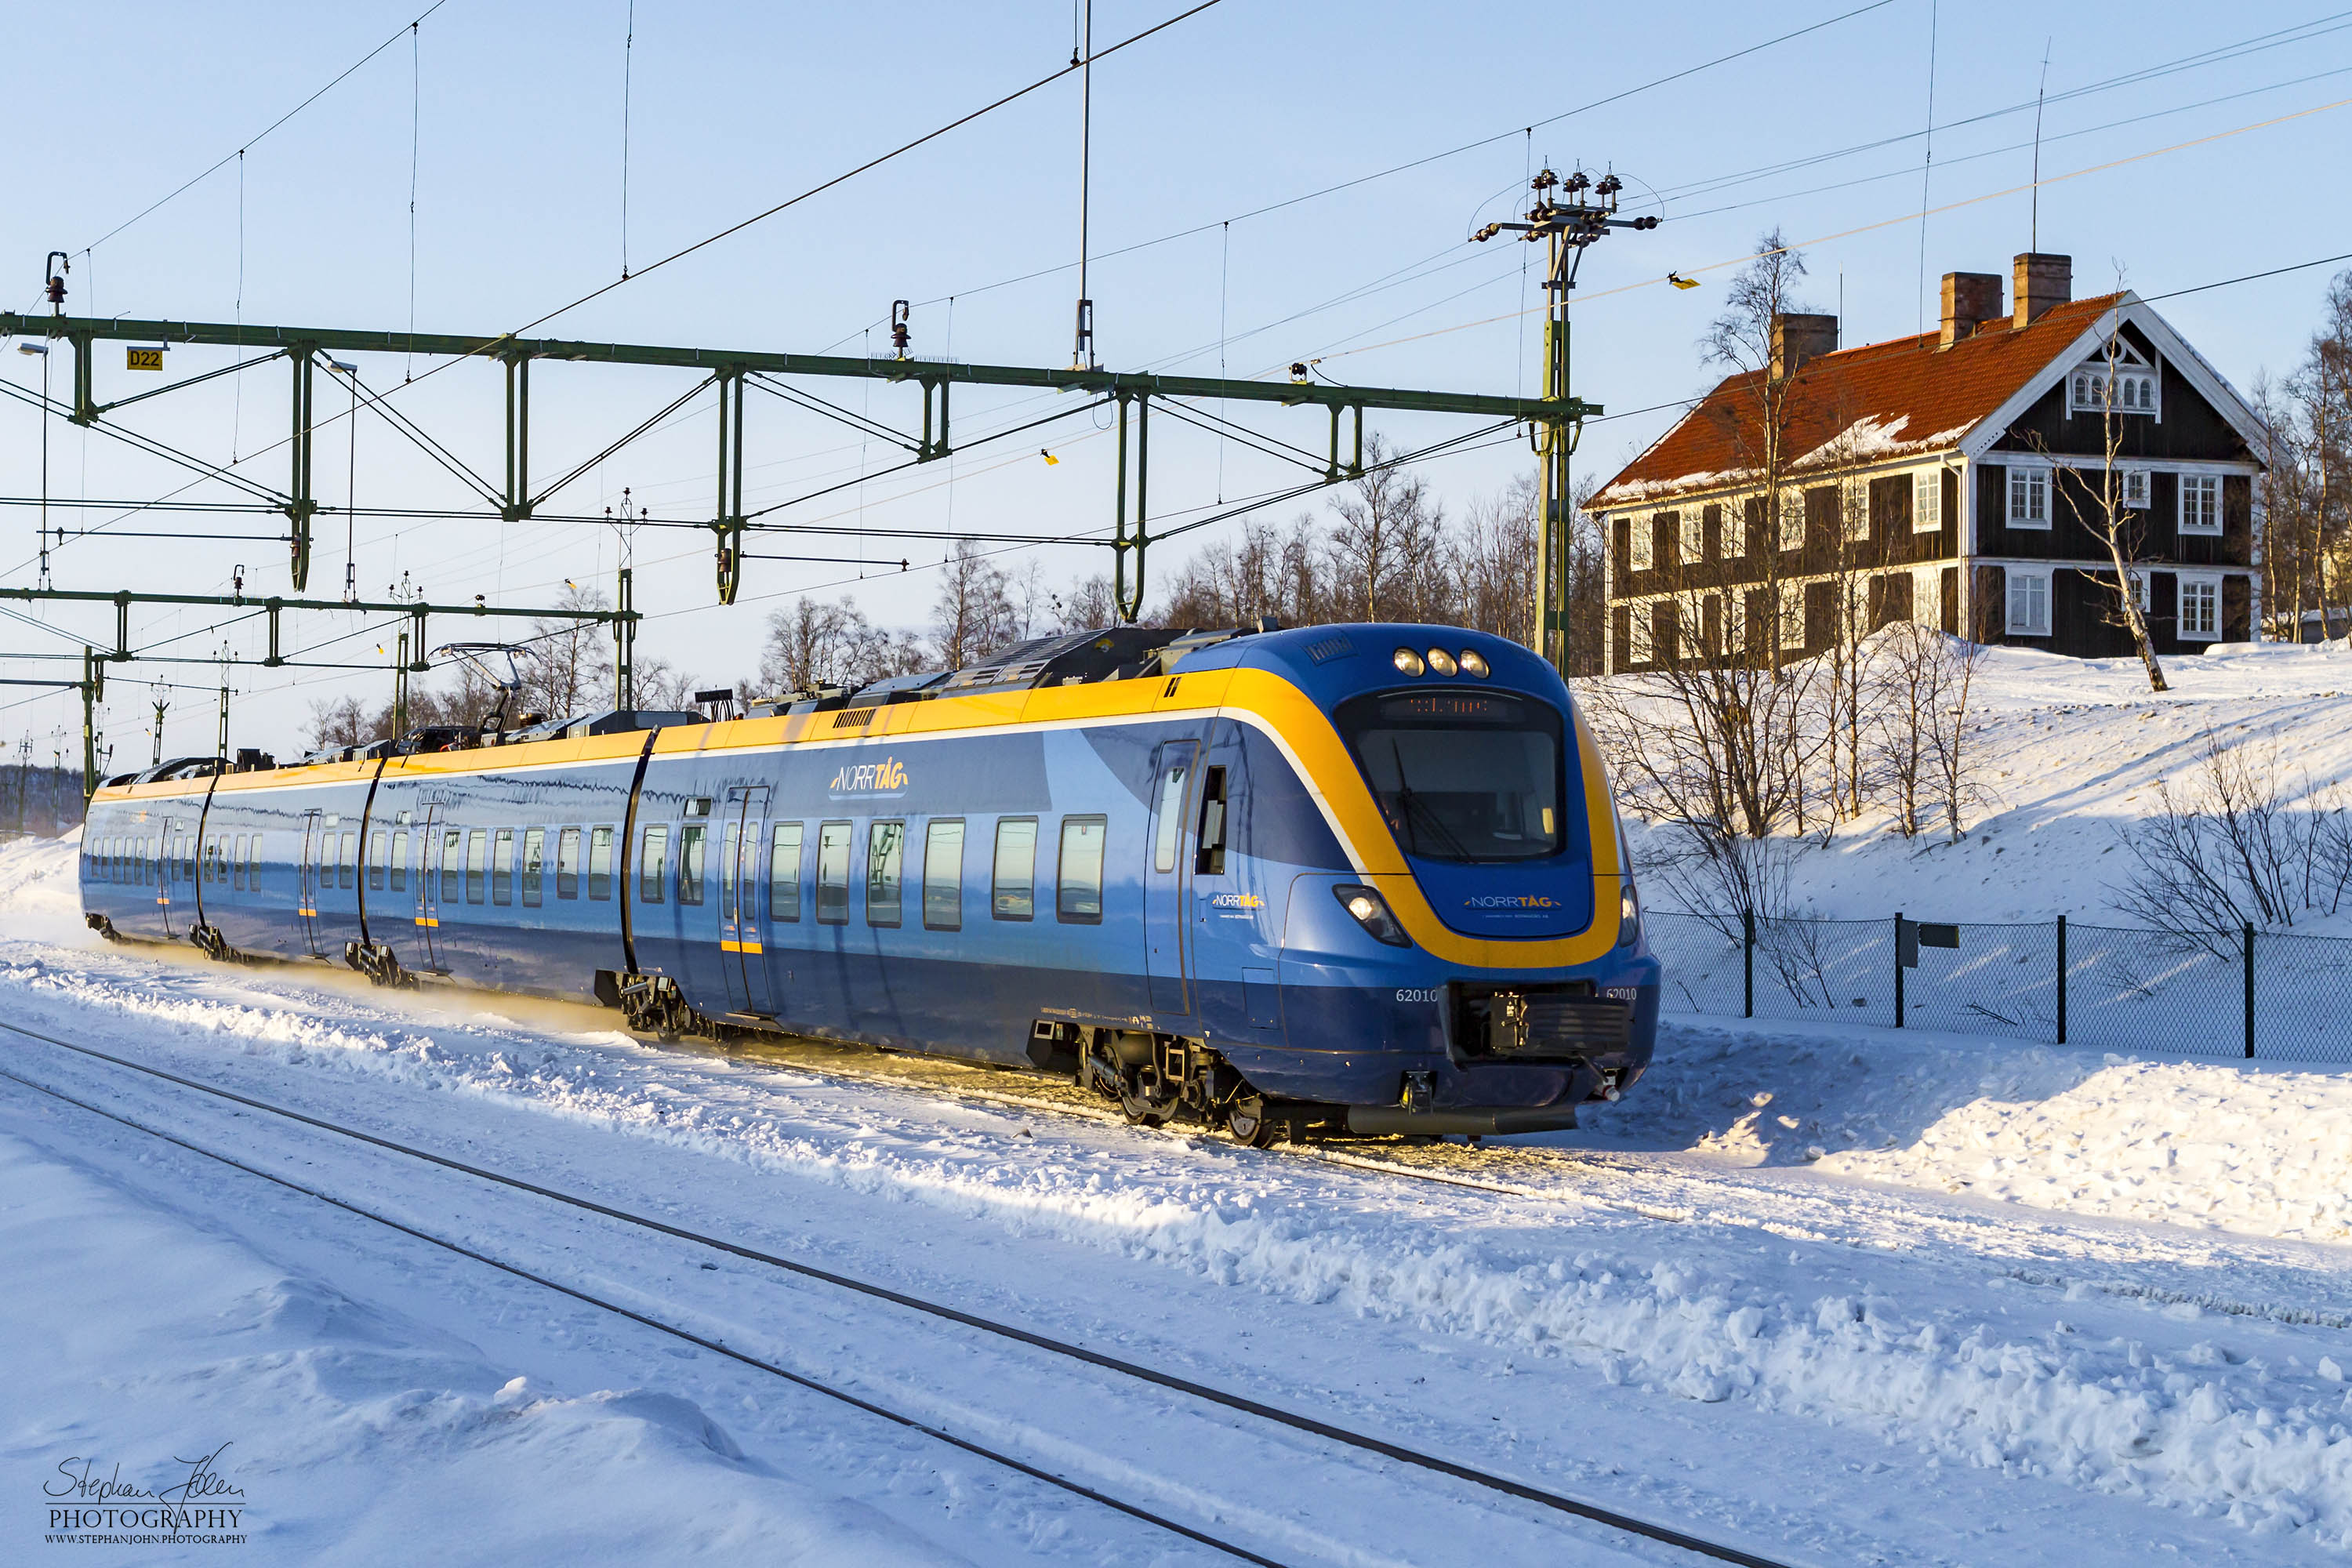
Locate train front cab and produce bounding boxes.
[1156,624,1661,1141]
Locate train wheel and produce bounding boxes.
[1224,1096,1279,1149]
[1120,1088,1175,1129]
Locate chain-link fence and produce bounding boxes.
[1646,908,2352,1063]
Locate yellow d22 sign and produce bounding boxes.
[125,347,165,372]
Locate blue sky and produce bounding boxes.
[6,1,2350,754]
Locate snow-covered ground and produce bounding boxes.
[4,829,2352,1564]
[1615,637,2352,929]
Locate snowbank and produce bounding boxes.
[0,1131,950,1565]
[1594,1017,2352,1244]
[1609,637,2352,930]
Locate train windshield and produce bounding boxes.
[1335,689,1565,863]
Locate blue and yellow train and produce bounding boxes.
[80,621,1660,1143]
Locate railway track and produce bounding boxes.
[0,1014,1800,1568]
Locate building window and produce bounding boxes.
[1678,512,1704,563]
[2069,364,2158,416]
[2180,474,2220,534]
[1841,481,1868,544]
[2006,466,2049,528]
[1913,470,1942,533]
[1625,514,1651,572]
[2123,568,2150,613]
[2180,574,2220,640]
[1777,582,1804,648]
[2122,467,2150,509]
[1628,604,1653,665]
[1777,491,1803,553]
[2006,570,2050,636]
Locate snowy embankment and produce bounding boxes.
[1615,637,2352,929]
[8,831,2352,1552]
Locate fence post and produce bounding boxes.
[1893,912,1905,1028]
[1742,908,1754,1019]
[2243,920,2256,1061]
[2055,914,2067,1045]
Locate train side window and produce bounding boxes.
[588,827,614,900]
[1196,766,1228,875]
[719,823,739,920]
[815,822,851,924]
[390,830,407,892]
[924,819,964,931]
[339,832,356,889]
[1152,758,1190,873]
[249,836,261,890]
[234,834,249,891]
[678,824,706,906]
[769,822,802,922]
[203,839,216,884]
[366,831,383,891]
[466,829,488,905]
[556,827,581,899]
[1057,816,1107,924]
[492,828,515,905]
[639,825,670,905]
[991,817,1036,921]
[183,836,195,882]
[521,827,546,907]
[441,830,463,902]
[866,821,906,927]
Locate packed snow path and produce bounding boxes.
[3,836,2349,1563]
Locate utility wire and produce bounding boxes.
[74,2,455,260]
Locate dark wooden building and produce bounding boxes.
[1591,253,2263,671]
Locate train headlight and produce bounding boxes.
[1334,883,1410,946]
[1457,649,1490,678]
[1392,648,1425,677]
[1424,648,1457,677]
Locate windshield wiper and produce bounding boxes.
[1388,739,1473,861]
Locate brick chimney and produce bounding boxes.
[2013,252,2071,328]
[1769,313,1838,380]
[1939,271,2002,348]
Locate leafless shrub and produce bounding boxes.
[1864,622,1987,840]
[2113,731,2352,954]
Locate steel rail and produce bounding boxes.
[0,1014,1799,1568]
[0,1054,1282,1567]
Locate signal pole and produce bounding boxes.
[1475,169,1656,677]
[149,681,169,767]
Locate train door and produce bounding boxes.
[720,786,774,1015]
[297,810,326,956]
[415,804,445,972]
[1145,741,1199,1017]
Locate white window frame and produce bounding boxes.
[2121,466,2150,509]
[1777,489,1804,554]
[1777,581,1805,648]
[2178,572,2221,641]
[1624,513,1652,572]
[1912,469,1943,534]
[2179,474,2221,535]
[1628,601,1654,663]
[1912,566,1941,626]
[1722,588,1745,652]
[1722,499,1749,559]
[2005,569,2051,637]
[1840,480,1868,545]
[1679,511,1704,564]
[2005,464,2051,530]
[2067,350,2159,419]
[2123,568,2149,614]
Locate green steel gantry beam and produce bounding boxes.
[2,310,1600,615]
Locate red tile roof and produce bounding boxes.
[1592,292,2122,508]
